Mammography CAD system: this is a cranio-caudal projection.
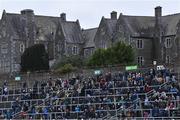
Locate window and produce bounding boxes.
[72,46,78,55]
[165,38,171,48]
[102,42,107,49]
[1,43,8,54]
[90,49,94,55]
[84,49,89,57]
[5,61,10,68]
[136,39,143,49]
[100,28,105,35]
[57,44,60,52]
[20,43,25,53]
[166,55,170,64]
[4,61,10,72]
[137,56,144,66]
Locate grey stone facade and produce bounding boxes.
[0,6,180,74]
[0,9,84,74]
[92,6,180,68]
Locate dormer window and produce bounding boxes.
[165,38,171,48]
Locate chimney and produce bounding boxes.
[21,9,34,16]
[20,9,35,47]
[155,6,162,25]
[111,11,117,20]
[61,13,66,21]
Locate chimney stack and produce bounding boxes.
[111,11,117,20]
[21,9,34,16]
[155,6,162,25]
[60,13,66,21]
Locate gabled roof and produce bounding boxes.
[82,28,98,48]
[61,21,84,44]
[3,11,84,44]
[4,13,60,40]
[104,18,117,35]
[35,15,59,37]
[121,13,180,36]
[5,13,22,39]
[162,13,180,35]
[122,15,155,36]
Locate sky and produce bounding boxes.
[0,0,180,29]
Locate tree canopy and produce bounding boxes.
[21,44,49,72]
[87,42,135,66]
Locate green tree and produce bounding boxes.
[113,42,134,64]
[87,41,135,66]
[54,63,78,79]
[21,44,49,72]
[56,63,74,74]
[88,48,106,66]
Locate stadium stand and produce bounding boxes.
[0,68,179,119]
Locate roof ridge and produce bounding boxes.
[6,13,20,15]
[123,15,154,18]
[6,13,60,18]
[163,13,180,17]
[61,21,77,23]
[35,15,59,18]
[104,18,117,20]
[82,27,98,31]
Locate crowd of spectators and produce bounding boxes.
[0,68,179,119]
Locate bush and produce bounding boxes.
[55,64,75,74]
[21,44,49,72]
[87,42,135,67]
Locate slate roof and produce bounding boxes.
[121,14,180,36]
[3,10,180,46]
[122,15,155,36]
[82,28,98,48]
[5,13,60,40]
[105,18,117,35]
[35,15,59,39]
[162,13,180,35]
[4,12,84,44]
[6,13,22,39]
[61,21,84,44]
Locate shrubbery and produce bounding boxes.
[21,44,49,72]
[87,42,135,66]
[55,63,75,74]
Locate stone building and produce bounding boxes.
[92,6,180,68]
[0,6,180,74]
[0,9,84,74]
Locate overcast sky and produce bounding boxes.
[0,0,180,29]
